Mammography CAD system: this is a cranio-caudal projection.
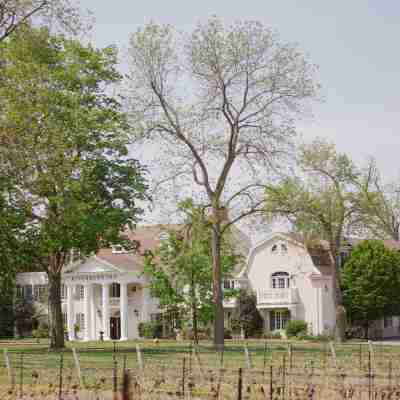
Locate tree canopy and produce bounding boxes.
[0,27,147,348]
[264,139,360,341]
[143,200,240,343]
[342,240,400,338]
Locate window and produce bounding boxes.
[61,285,67,300]
[271,244,278,253]
[62,312,67,326]
[384,316,393,328]
[223,280,235,290]
[76,285,85,300]
[271,272,290,289]
[281,244,288,253]
[34,285,48,303]
[158,231,169,241]
[76,313,85,331]
[110,283,120,298]
[270,310,290,331]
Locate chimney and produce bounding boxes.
[217,206,229,222]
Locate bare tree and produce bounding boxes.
[354,159,400,241]
[127,18,319,347]
[0,0,91,42]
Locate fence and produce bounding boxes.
[1,340,400,399]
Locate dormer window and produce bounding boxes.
[281,244,288,253]
[112,245,126,254]
[158,231,169,241]
[271,244,278,253]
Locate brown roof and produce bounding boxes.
[346,237,400,251]
[97,224,250,273]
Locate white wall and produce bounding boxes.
[245,235,336,335]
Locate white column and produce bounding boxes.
[102,283,110,340]
[318,287,324,334]
[91,285,97,340]
[84,284,92,341]
[120,282,128,340]
[141,285,149,321]
[66,284,75,341]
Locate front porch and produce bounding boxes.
[62,280,150,341]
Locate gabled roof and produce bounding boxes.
[239,231,333,277]
[65,223,251,275]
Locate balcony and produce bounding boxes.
[256,288,298,308]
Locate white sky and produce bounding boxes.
[80,0,400,181]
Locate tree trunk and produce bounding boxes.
[211,215,224,350]
[330,248,346,342]
[190,271,199,344]
[48,270,65,350]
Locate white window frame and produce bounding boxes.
[271,272,290,289]
[76,313,85,331]
[271,310,290,330]
[34,285,48,303]
[76,285,85,301]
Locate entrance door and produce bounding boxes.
[270,310,290,331]
[110,317,121,340]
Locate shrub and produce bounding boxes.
[32,325,49,339]
[285,320,308,338]
[230,290,264,338]
[264,331,282,339]
[224,328,232,339]
[138,321,163,338]
[296,332,314,341]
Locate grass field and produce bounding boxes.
[1,339,400,399]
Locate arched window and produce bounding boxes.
[271,271,290,289]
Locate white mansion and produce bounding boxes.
[16,226,400,340]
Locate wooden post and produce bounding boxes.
[112,343,118,399]
[329,341,338,370]
[3,349,14,388]
[244,343,252,369]
[263,341,267,378]
[269,365,273,400]
[182,357,186,399]
[136,344,144,377]
[192,346,205,379]
[72,348,83,387]
[237,368,243,400]
[58,352,64,400]
[368,340,375,371]
[19,353,23,398]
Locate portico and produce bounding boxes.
[62,255,153,341]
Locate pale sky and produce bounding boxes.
[81,0,400,180]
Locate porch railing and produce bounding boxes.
[256,288,298,306]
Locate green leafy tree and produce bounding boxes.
[264,139,360,341]
[0,27,147,349]
[143,200,240,343]
[230,290,263,338]
[342,240,400,339]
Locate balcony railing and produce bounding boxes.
[256,288,298,306]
